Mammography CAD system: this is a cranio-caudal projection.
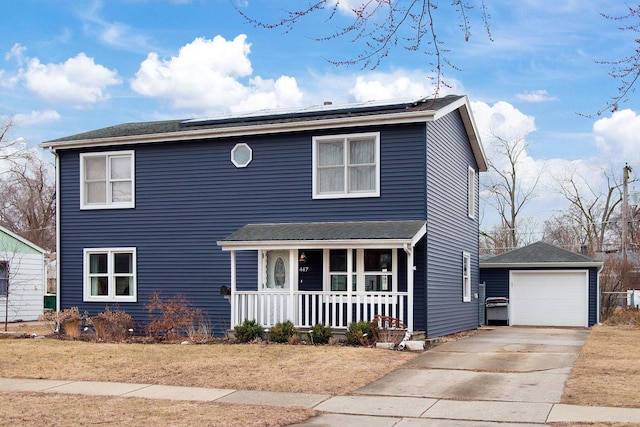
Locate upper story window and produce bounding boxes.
[313,132,380,199]
[231,143,252,168]
[468,166,476,219]
[84,248,137,302]
[80,151,135,209]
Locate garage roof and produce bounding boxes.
[480,241,603,268]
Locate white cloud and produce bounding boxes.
[471,101,536,144]
[344,70,462,103]
[131,35,304,115]
[20,53,121,105]
[516,89,557,103]
[79,0,155,53]
[12,110,61,126]
[593,109,640,165]
[5,43,26,64]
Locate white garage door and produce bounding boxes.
[509,270,588,327]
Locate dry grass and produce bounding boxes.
[0,391,315,427]
[0,323,416,426]
[562,324,640,408]
[0,339,416,395]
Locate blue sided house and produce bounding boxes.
[41,95,487,338]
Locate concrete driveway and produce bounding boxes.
[297,327,591,425]
[356,327,589,404]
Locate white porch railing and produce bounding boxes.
[232,290,408,329]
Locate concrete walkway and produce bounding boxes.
[1,376,639,425]
[3,327,640,425]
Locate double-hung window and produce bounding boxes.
[80,151,135,209]
[313,132,380,198]
[325,248,396,292]
[328,249,356,291]
[0,261,8,296]
[462,251,471,302]
[84,248,137,302]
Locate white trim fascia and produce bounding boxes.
[41,110,439,150]
[480,262,603,269]
[411,223,427,247]
[0,225,47,254]
[218,239,419,251]
[436,96,487,172]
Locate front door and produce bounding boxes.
[264,250,290,289]
[261,250,290,325]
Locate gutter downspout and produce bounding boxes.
[398,242,414,350]
[49,147,61,333]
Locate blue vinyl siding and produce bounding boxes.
[58,123,429,332]
[424,110,480,337]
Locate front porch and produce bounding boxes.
[218,220,427,333]
[232,290,408,329]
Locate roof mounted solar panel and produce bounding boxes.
[179,97,426,128]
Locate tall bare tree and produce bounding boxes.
[481,132,540,252]
[238,0,492,92]
[0,119,55,251]
[597,6,640,115]
[552,170,622,253]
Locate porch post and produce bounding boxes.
[230,250,236,328]
[406,245,414,332]
[289,249,295,323]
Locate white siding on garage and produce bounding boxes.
[509,270,588,327]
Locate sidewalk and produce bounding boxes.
[2,377,640,426]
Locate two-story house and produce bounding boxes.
[41,95,486,338]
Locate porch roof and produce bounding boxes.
[217,220,427,250]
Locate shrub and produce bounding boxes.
[39,307,86,339]
[308,323,333,344]
[145,292,203,341]
[234,319,264,342]
[345,320,375,346]
[268,320,297,343]
[91,306,133,342]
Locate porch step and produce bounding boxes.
[410,331,426,340]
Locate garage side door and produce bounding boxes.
[510,270,588,327]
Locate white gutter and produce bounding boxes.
[480,262,603,269]
[40,109,439,150]
[218,239,421,251]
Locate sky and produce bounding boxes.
[1,0,639,237]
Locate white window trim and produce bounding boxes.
[83,247,137,302]
[231,143,253,168]
[80,151,135,210]
[312,132,381,199]
[462,251,471,302]
[468,166,476,219]
[323,248,397,292]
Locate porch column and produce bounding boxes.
[289,249,295,323]
[230,250,236,328]
[405,245,414,332]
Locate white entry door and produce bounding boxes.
[261,250,290,325]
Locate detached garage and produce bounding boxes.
[480,241,602,327]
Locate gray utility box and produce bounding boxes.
[485,297,509,325]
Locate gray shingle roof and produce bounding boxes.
[43,95,463,144]
[480,241,602,267]
[218,220,427,247]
